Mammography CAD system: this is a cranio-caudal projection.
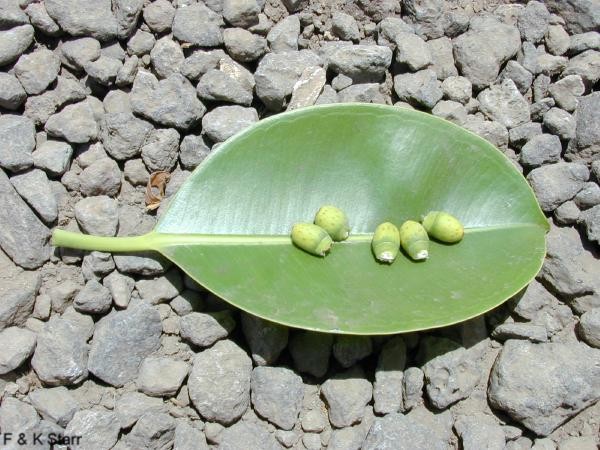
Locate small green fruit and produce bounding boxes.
[422,211,464,243]
[291,223,333,256]
[399,220,429,260]
[372,222,400,263]
[314,205,350,241]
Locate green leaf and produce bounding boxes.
[53,104,549,335]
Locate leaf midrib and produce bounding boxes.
[148,223,547,248]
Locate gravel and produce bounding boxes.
[0,2,599,449]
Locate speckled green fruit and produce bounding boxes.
[372,222,400,263]
[291,223,333,256]
[399,220,429,260]
[314,205,350,241]
[422,211,464,243]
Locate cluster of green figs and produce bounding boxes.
[291,206,464,263]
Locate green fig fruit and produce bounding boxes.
[422,211,464,243]
[291,223,333,256]
[399,220,429,260]
[314,205,350,241]
[372,222,400,263]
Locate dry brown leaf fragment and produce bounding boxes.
[145,171,171,211]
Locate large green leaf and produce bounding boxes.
[53,104,549,334]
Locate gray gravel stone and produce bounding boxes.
[363,413,446,450]
[373,336,406,415]
[100,112,153,161]
[255,49,321,109]
[321,367,372,428]
[427,36,457,80]
[431,100,467,125]
[179,135,210,170]
[0,114,36,172]
[81,251,114,282]
[509,122,543,149]
[188,339,252,424]
[88,302,161,387]
[0,25,34,67]
[531,98,556,122]
[541,224,599,297]
[251,366,303,430]
[403,366,424,411]
[79,158,121,197]
[201,105,258,142]
[562,50,600,86]
[393,69,443,109]
[327,44,392,83]
[131,71,206,130]
[455,413,505,450]
[10,169,58,224]
[546,25,570,56]
[223,0,259,28]
[394,31,431,71]
[578,308,600,348]
[32,140,73,177]
[520,134,562,168]
[180,311,235,348]
[569,32,600,55]
[74,195,119,236]
[60,37,101,71]
[143,0,175,33]
[543,107,576,141]
[498,60,533,95]
[423,341,487,409]
[113,253,169,277]
[45,100,99,144]
[477,79,530,129]
[73,280,112,314]
[125,412,175,450]
[180,48,227,81]
[137,356,189,397]
[548,75,585,112]
[241,313,288,366]
[545,0,600,34]
[332,11,359,41]
[574,182,600,209]
[489,340,600,436]
[441,76,471,104]
[338,83,385,104]
[566,92,600,162]
[289,330,332,377]
[103,89,132,114]
[219,421,283,450]
[103,271,134,308]
[332,335,372,368]
[46,0,117,41]
[492,322,548,342]
[28,386,78,427]
[127,29,155,56]
[527,162,589,211]
[31,314,90,385]
[141,128,180,172]
[197,68,253,105]
[223,27,267,62]
[554,200,580,225]
[173,2,223,46]
[580,204,600,244]
[150,37,184,79]
[115,391,165,428]
[267,14,299,53]
[0,397,39,434]
[85,55,122,86]
[14,48,61,95]
[0,0,29,28]
[0,171,50,269]
[0,326,36,375]
[114,0,143,39]
[174,420,209,450]
[65,410,120,450]
[453,16,520,89]
[518,1,550,43]
[0,73,26,110]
